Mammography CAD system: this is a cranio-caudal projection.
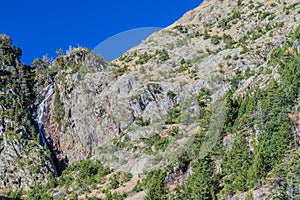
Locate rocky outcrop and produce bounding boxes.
[230,185,270,200]
[293,40,300,55]
[1,0,298,198]
[0,35,54,192]
[0,133,54,191]
[36,1,300,178]
[44,51,184,164]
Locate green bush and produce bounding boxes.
[135,52,153,65]
[135,116,150,126]
[112,65,130,76]
[167,90,176,100]
[109,174,120,189]
[143,169,168,200]
[223,34,235,49]
[54,86,65,125]
[211,35,221,45]
[158,49,170,61]
[165,106,181,124]
[167,127,179,137]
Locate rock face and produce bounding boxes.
[43,49,186,165]
[0,134,54,191]
[1,0,300,198]
[39,0,300,174]
[0,35,54,192]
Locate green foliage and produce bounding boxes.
[222,134,252,195]
[237,0,242,6]
[2,15,300,200]
[61,159,111,186]
[0,34,36,138]
[232,10,240,19]
[180,58,186,65]
[224,90,240,131]
[108,171,132,191]
[214,26,300,197]
[268,26,300,104]
[174,25,188,34]
[269,150,300,199]
[221,76,294,195]
[149,83,162,94]
[223,34,235,49]
[284,3,300,15]
[135,116,150,127]
[203,29,210,40]
[6,190,23,199]
[54,86,64,125]
[141,133,170,152]
[177,155,219,199]
[167,90,176,100]
[118,55,133,63]
[218,9,240,30]
[198,89,212,131]
[153,137,170,151]
[109,174,120,189]
[112,65,130,76]
[135,52,153,65]
[157,49,170,62]
[103,190,127,200]
[259,11,273,20]
[165,105,181,124]
[244,67,255,78]
[211,35,221,45]
[176,58,192,73]
[279,54,300,102]
[167,127,179,137]
[29,159,111,198]
[288,23,300,42]
[197,88,211,107]
[143,169,168,200]
[275,21,285,28]
[176,65,189,73]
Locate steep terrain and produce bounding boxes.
[1,0,300,199]
[0,35,55,194]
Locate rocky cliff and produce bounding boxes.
[0,35,55,193]
[1,0,300,199]
[44,0,300,172]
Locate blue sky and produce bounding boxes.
[0,0,203,64]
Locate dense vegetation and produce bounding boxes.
[27,159,111,199]
[134,25,300,199]
[0,34,36,138]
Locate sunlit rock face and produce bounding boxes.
[0,35,55,191]
[1,0,300,198]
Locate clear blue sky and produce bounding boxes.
[0,0,203,65]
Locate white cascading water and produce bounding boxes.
[36,84,55,146]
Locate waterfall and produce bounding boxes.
[35,83,63,176]
[36,84,55,146]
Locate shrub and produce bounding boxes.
[135,116,150,126]
[158,49,170,62]
[167,90,176,100]
[211,35,221,45]
[165,106,181,124]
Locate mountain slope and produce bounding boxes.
[0,35,55,193]
[1,0,300,199]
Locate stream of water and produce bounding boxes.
[36,84,55,146]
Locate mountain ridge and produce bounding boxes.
[1,0,300,199]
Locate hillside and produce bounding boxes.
[1,0,300,199]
